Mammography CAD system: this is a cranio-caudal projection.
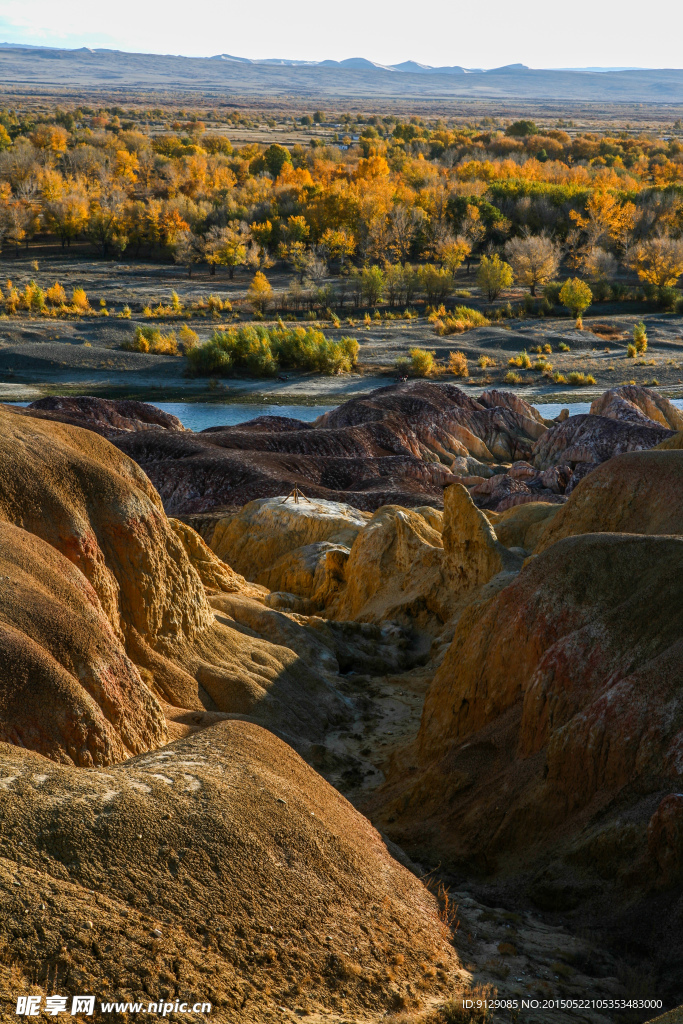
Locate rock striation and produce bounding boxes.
[24,395,185,435]
[372,531,683,961]
[0,406,347,760]
[17,384,679,518]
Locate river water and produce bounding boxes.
[5,399,683,431]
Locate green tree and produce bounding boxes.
[505,120,538,137]
[361,265,385,306]
[476,253,514,301]
[559,277,592,326]
[263,144,292,178]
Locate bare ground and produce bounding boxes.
[2,252,683,408]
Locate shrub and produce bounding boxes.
[120,305,132,318]
[122,325,179,355]
[504,370,523,384]
[4,286,19,314]
[448,351,468,377]
[72,288,90,312]
[627,343,637,358]
[558,342,570,352]
[208,294,231,317]
[178,324,199,352]
[532,358,552,372]
[633,321,648,354]
[409,347,435,376]
[433,306,490,335]
[508,350,532,369]
[171,291,183,314]
[185,324,358,377]
[46,282,66,307]
[567,371,596,385]
[477,355,496,368]
[543,343,552,354]
[18,282,45,312]
[543,281,562,305]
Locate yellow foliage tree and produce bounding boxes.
[247,272,273,314]
[626,235,683,287]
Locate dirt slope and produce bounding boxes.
[0,723,462,1021]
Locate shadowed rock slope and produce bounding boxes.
[371,528,683,995]
[88,382,550,515]
[0,406,348,761]
[20,384,679,519]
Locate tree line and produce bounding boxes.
[1,108,683,297]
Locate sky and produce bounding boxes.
[0,0,679,69]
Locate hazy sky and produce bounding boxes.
[0,0,679,69]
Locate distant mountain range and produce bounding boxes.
[0,43,681,103]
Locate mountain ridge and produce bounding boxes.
[0,43,680,101]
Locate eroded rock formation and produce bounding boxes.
[0,723,462,1020]
[0,407,346,761]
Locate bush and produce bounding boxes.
[559,277,592,322]
[409,347,436,376]
[543,281,562,305]
[46,282,66,307]
[504,370,523,384]
[567,371,596,385]
[185,323,359,377]
[433,306,490,335]
[633,321,647,354]
[178,324,199,352]
[71,288,90,312]
[508,350,532,369]
[448,351,468,376]
[558,342,570,352]
[477,355,496,368]
[122,325,179,355]
[120,305,132,318]
[627,343,637,358]
[18,282,45,312]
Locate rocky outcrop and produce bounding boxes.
[209,486,523,629]
[531,412,673,493]
[488,500,561,552]
[590,385,683,431]
[14,383,547,516]
[317,382,547,464]
[375,532,683,906]
[0,406,348,759]
[0,520,166,766]
[330,504,449,626]
[442,483,520,589]
[0,722,462,1020]
[24,395,185,435]
[535,450,683,552]
[211,496,369,579]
